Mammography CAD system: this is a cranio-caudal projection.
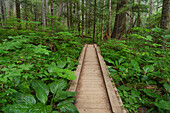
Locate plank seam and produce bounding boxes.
[94,44,126,113]
[67,44,87,92]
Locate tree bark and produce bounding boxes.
[67,0,70,27]
[82,0,84,38]
[88,0,91,34]
[0,0,5,25]
[111,0,126,39]
[160,0,170,30]
[16,0,21,29]
[70,0,73,28]
[62,3,66,25]
[101,0,105,40]
[13,0,16,16]
[81,0,84,38]
[93,0,97,42]
[51,0,54,37]
[149,0,153,26]
[42,0,46,27]
[85,0,88,36]
[108,0,111,38]
[7,0,11,19]
[137,0,141,27]
[77,2,80,36]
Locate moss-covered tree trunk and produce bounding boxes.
[111,0,126,39]
[160,0,170,30]
[93,0,97,42]
[16,0,21,29]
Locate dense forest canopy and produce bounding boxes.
[0,0,170,113]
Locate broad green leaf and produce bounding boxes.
[48,62,57,73]
[54,91,77,102]
[4,103,52,113]
[155,100,170,110]
[118,85,132,91]
[14,92,36,105]
[131,59,140,70]
[4,104,30,113]
[52,111,60,113]
[32,81,49,104]
[50,79,67,94]
[143,65,154,74]
[61,69,76,80]
[104,58,114,65]
[18,64,33,70]
[57,60,67,69]
[28,103,52,113]
[143,89,160,98]
[57,102,79,113]
[163,83,170,93]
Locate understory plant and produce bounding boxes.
[0,32,83,113]
[100,27,170,113]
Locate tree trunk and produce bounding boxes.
[62,3,66,25]
[88,0,91,34]
[70,0,72,28]
[0,0,5,25]
[108,0,111,38]
[111,0,126,39]
[82,0,84,38]
[44,0,47,26]
[42,0,46,27]
[137,0,141,27]
[93,0,97,42]
[16,0,21,29]
[149,0,153,26]
[7,0,11,19]
[160,0,170,30]
[101,0,105,40]
[156,0,159,12]
[130,0,134,30]
[85,0,88,36]
[67,0,70,27]
[51,0,54,37]
[13,0,16,16]
[77,2,80,36]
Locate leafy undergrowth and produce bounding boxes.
[99,27,170,113]
[0,31,84,113]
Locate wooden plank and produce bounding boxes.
[67,44,87,92]
[94,44,126,113]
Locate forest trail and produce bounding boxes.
[68,44,125,113]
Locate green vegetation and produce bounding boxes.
[100,27,170,113]
[0,29,84,113]
[1,0,170,113]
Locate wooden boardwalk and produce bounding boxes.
[68,44,126,113]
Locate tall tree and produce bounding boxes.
[160,0,170,30]
[101,0,105,40]
[67,0,70,27]
[77,2,80,36]
[7,0,11,19]
[88,0,91,34]
[111,0,126,39]
[82,0,85,38]
[85,0,88,36]
[16,0,21,29]
[108,0,111,38]
[0,0,5,25]
[70,0,73,28]
[51,0,54,36]
[137,0,141,27]
[149,0,153,26]
[93,0,97,42]
[42,0,46,27]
